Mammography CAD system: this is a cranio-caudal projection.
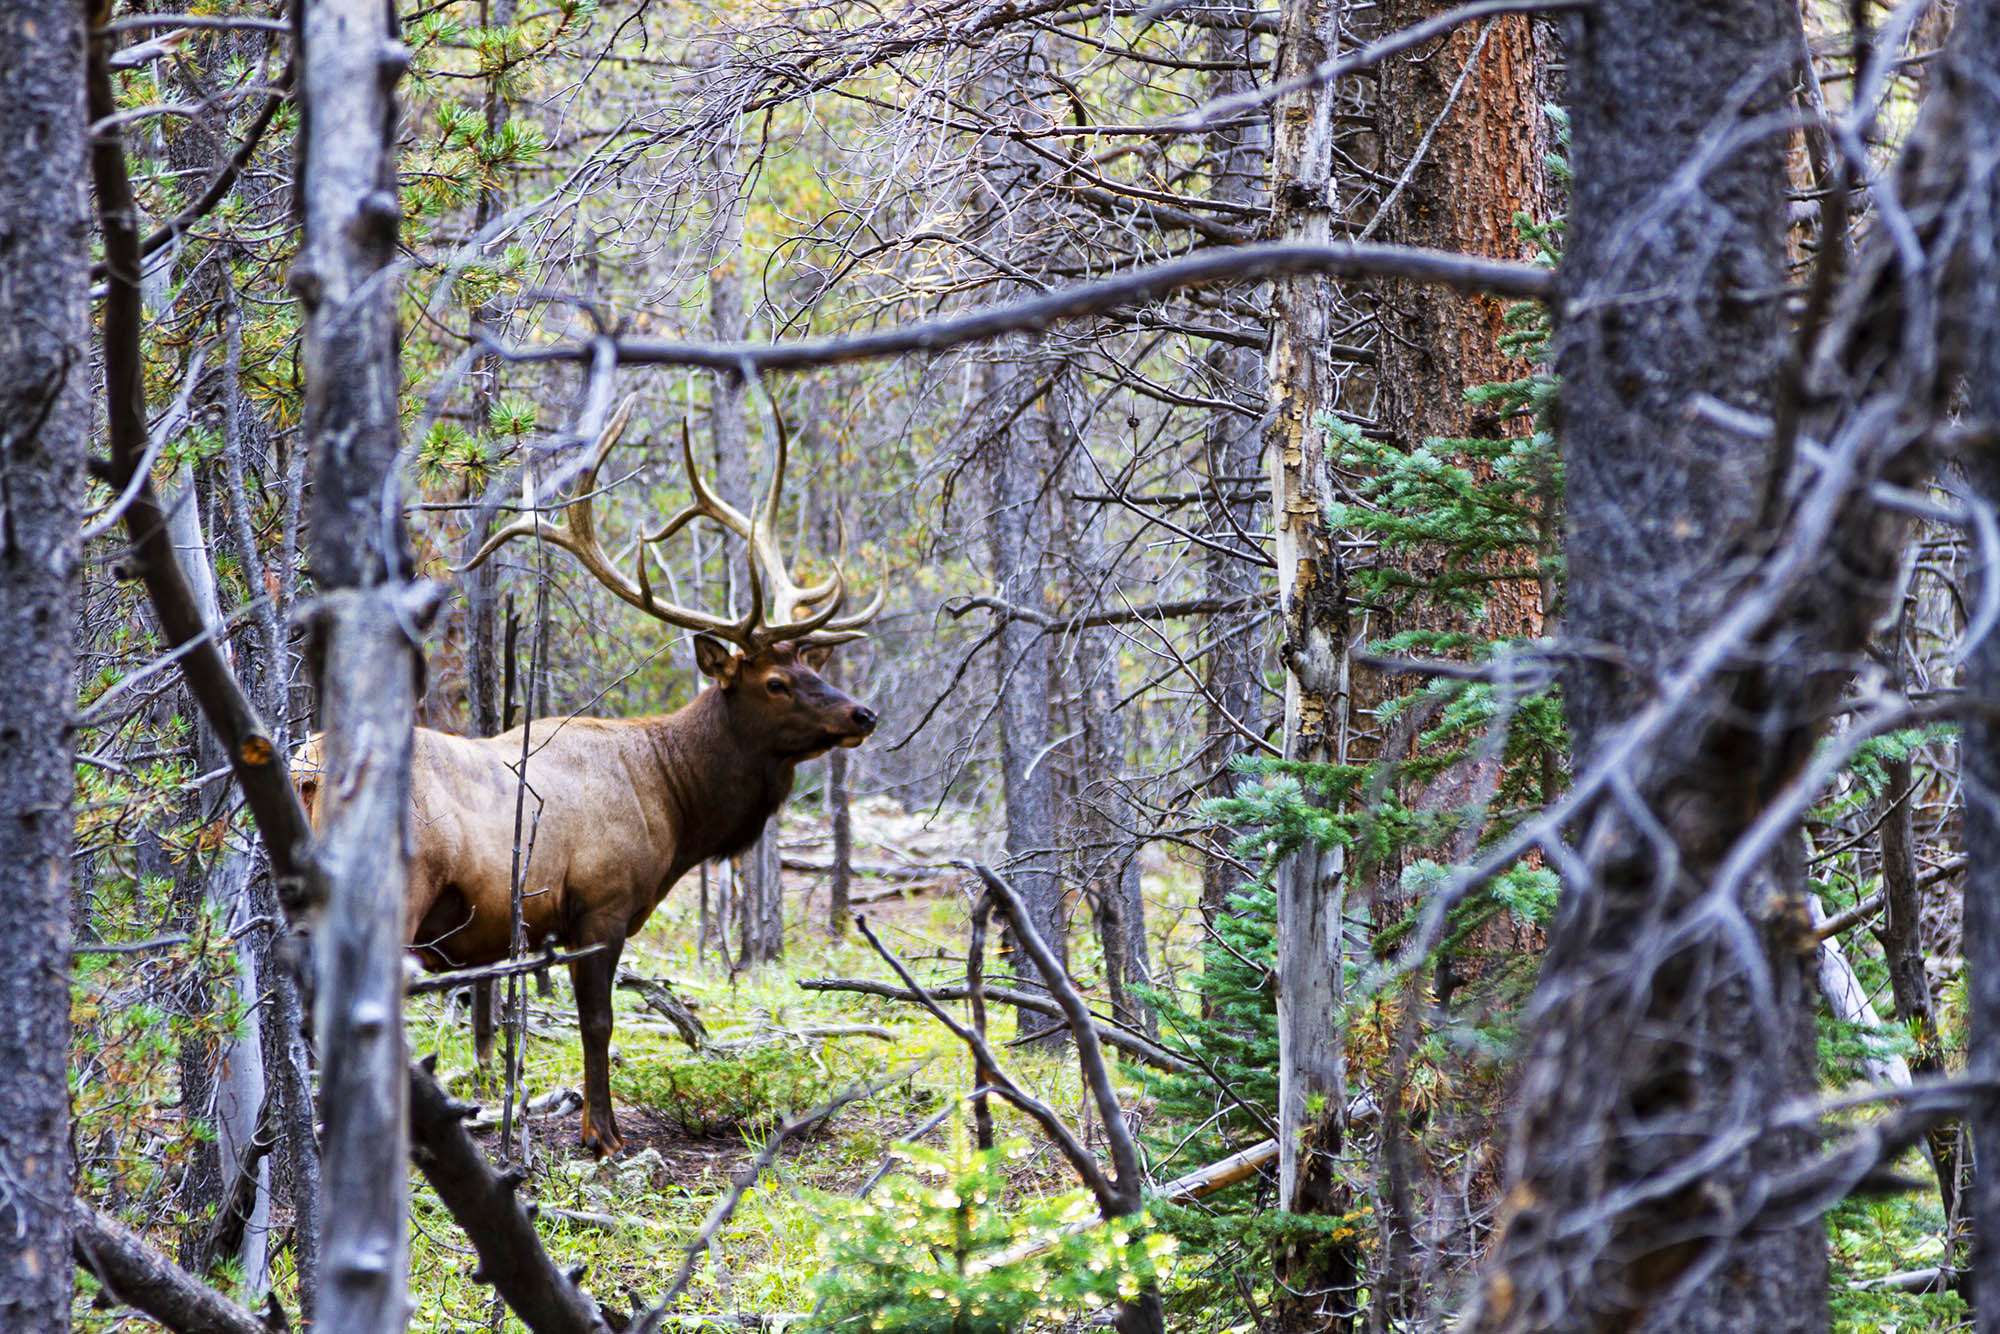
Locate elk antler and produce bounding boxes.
[461,394,883,654]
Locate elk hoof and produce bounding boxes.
[579,1109,624,1159]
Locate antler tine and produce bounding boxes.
[456,395,746,641]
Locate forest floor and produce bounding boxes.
[378,796,1202,1331]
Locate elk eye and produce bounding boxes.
[766,678,791,696]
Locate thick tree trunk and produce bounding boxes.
[1265,0,1355,1325]
[1356,5,1549,1313]
[297,3,426,1327]
[1955,8,2000,1320]
[1474,4,1828,1329]
[0,4,86,1326]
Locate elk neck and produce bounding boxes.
[643,683,797,875]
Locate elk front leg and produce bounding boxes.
[570,934,627,1157]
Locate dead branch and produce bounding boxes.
[614,970,710,1050]
[797,975,1193,1072]
[407,1059,611,1334]
[406,945,606,995]
[71,1199,272,1334]
[490,242,1553,376]
[85,19,316,911]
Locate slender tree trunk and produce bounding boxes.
[1265,0,1355,1325]
[1194,7,1271,1074]
[165,471,271,1285]
[986,387,1067,1005]
[705,108,786,967]
[1872,755,1959,1226]
[0,4,86,1325]
[297,3,428,1327]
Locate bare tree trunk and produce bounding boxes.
[165,471,270,1286]
[705,109,785,966]
[0,4,86,1325]
[1264,0,1354,1325]
[1955,7,2000,1317]
[297,3,428,1326]
[827,661,854,937]
[986,389,1067,1006]
[1475,3,1831,1329]
[1872,755,1959,1226]
[1195,0,1270,901]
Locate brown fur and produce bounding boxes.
[297,639,874,1154]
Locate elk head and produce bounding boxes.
[462,394,883,751]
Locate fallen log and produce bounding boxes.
[71,1199,272,1334]
[986,1138,1280,1270]
[799,975,1193,1074]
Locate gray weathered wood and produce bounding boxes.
[0,4,88,1325]
[297,1,426,1326]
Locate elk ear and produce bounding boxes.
[798,643,836,672]
[693,634,741,685]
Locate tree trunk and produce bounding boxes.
[297,3,426,1327]
[986,387,1067,1007]
[1265,0,1355,1325]
[1196,0,1269,930]
[1356,5,1549,1313]
[828,658,854,937]
[1954,8,2000,1319]
[1871,755,1959,1225]
[705,108,786,967]
[1474,3,1827,1329]
[165,470,270,1286]
[0,3,86,1325]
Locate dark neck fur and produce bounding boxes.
[648,687,796,874]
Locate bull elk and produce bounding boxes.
[300,398,881,1155]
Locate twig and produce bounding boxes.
[796,977,1192,1073]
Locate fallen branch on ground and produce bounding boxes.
[71,1199,272,1334]
[615,970,709,1050]
[988,1138,1281,1269]
[628,1065,926,1331]
[781,856,948,880]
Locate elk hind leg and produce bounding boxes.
[471,979,496,1068]
[570,934,628,1157]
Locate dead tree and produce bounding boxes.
[0,2,88,1325]
[296,2,432,1326]
[1263,0,1355,1323]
